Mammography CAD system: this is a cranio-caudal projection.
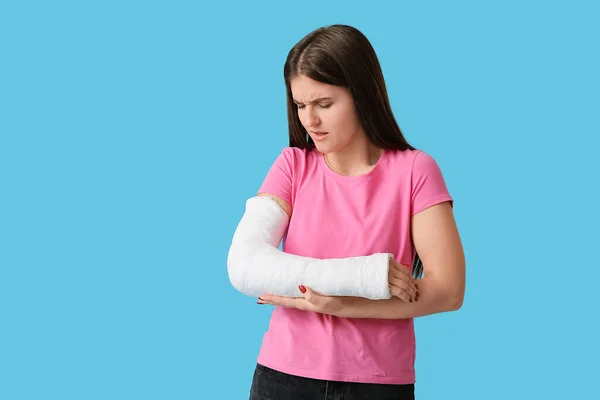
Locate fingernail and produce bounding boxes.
[409,299,413,303]
[298,285,306,294]
[416,291,420,297]
[257,301,263,305]
[259,297,264,301]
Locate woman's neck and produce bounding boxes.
[323,136,383,177]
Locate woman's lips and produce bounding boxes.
[311,131,329,141]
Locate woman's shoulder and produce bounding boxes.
[280,145,317,156]
[382,148,447,182]
[384,147,423,165]
[385,148,440,167]
[276,146,319,166]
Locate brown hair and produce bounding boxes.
[283,24,416,151]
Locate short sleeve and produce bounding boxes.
[411,150,453,215]
[256,147,294,205]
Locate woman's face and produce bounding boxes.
[290,75,364,153]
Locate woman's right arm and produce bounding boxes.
[226,193,399,300]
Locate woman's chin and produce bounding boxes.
[313,141,333,152]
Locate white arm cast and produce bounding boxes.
[227,196,393,299]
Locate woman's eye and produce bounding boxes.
[296,103,331,109]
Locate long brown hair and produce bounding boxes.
[283,24,416,151]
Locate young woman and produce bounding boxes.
[228,24,466,400]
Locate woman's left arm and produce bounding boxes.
[260,201,466,319]
[336,200,465,319]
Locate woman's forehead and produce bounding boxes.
[290,76,341,100]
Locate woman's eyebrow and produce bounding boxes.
[293,97,333,105]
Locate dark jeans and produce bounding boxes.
[249,363,415,400]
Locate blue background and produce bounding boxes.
[1,1,599,399]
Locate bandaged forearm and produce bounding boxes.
[227,196,393,299]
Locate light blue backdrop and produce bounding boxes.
[1,1,598,399]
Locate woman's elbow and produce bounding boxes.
[446,277,465,311]
[448,290,464,311]
[429,277,464,312]
[228,267,243,292]
[227,246,246,293]
[447,261,466,311]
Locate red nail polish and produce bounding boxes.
[299,285,306,294]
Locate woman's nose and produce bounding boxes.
[305,108,320,127]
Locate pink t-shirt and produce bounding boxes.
[256,146,453,384]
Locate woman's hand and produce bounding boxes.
[258,285,344,315]
[388,258,419,302]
